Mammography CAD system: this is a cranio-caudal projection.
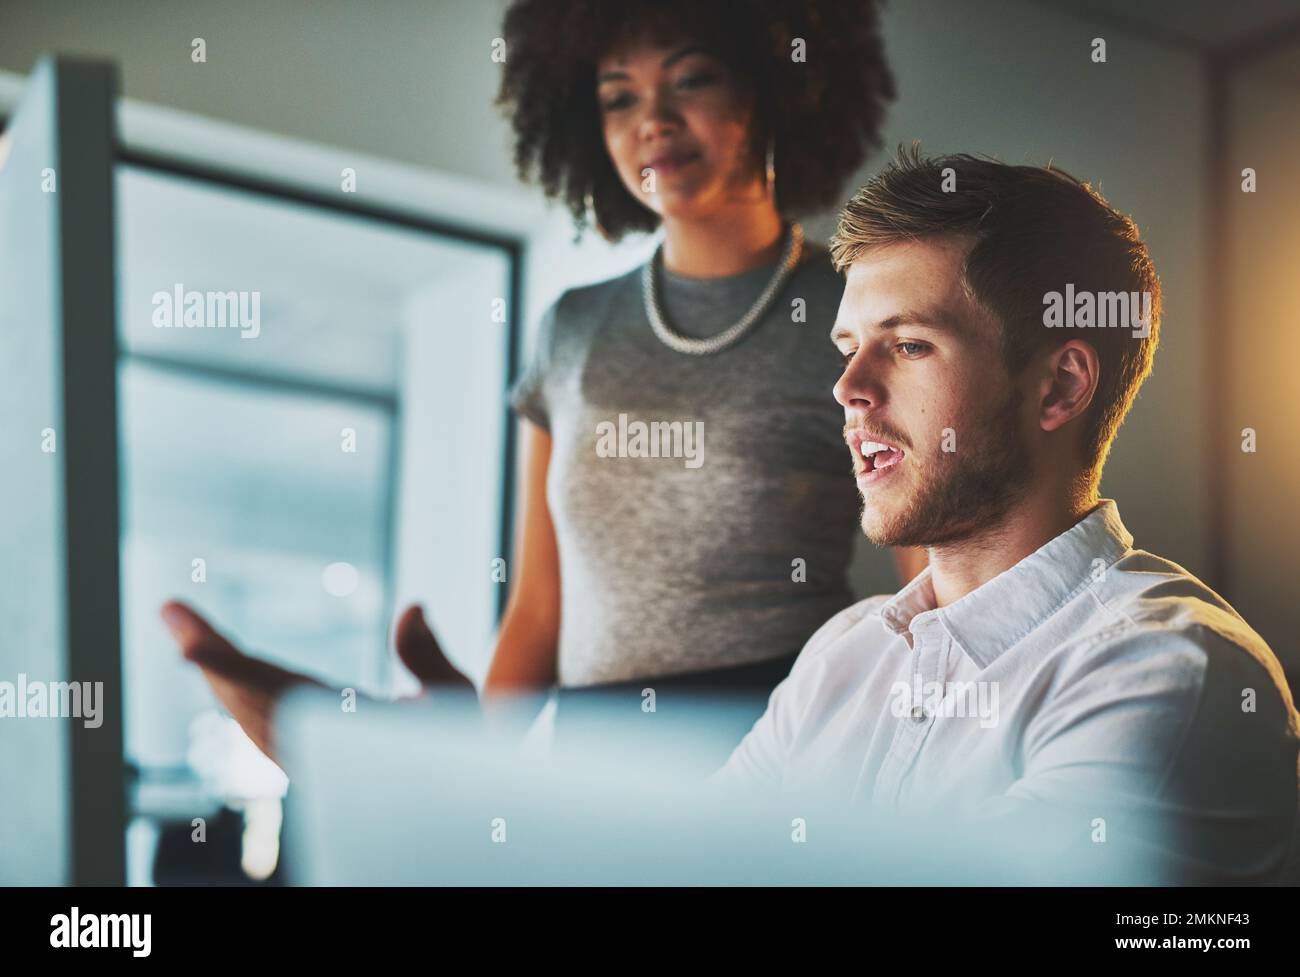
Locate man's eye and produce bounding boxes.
[840,349,856,366]
[896,341,929,357]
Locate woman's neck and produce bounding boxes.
[659,203,785,278]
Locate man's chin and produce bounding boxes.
[860,497,938,549]
[859,507,903,548]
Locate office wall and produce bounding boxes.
[0,0,518,186]
[1224,61,1300,670]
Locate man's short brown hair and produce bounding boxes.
[829,146,1161,486]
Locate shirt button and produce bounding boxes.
[910,705,925,721]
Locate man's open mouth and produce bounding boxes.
[848,430,905,477]
[861,440,904,472]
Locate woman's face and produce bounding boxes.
[595,34,762,221]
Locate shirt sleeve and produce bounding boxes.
[971,622,1300,882]
[508,298,562,432]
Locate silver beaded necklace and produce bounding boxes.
[643,222,805,356]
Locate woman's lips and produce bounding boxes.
[647,152,699,174]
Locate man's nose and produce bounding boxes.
[833,354,881,411]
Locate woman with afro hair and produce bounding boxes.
[486,0,921,758]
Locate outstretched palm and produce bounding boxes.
[161,601,474,766]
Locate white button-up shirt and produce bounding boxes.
[715,501,1300,880]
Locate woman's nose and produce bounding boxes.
[639,89,681,138]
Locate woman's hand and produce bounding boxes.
[391,604,475,693]
[162,601,473,767]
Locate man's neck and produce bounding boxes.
[926,488,1099,608]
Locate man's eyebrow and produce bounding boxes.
[597,45,709,83]
[829,309,959,342]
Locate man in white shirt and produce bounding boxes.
[163,149,1298,882]
[711,148,1299,881]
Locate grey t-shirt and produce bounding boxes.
[511,244,883,687]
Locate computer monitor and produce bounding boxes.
[0,56,124,885]
[276,686,1144,885]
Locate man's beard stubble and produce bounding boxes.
[861,386,1034,549]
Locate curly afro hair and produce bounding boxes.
[495,0,896,240]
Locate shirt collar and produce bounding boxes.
[877,500,1134,668]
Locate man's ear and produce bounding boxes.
[1038,340,1100,433]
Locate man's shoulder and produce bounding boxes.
[1085,549,1272,663]
[790,243,845,294]
[1057,548,1293,719]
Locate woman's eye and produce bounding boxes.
[601,92,633,112]
[896,341,929,358]
[676,72,716,90]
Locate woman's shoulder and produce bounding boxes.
[780,242,846,338]
[548,264,642,326]
[790,242,845,297]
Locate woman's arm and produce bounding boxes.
[483,420,562,702]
